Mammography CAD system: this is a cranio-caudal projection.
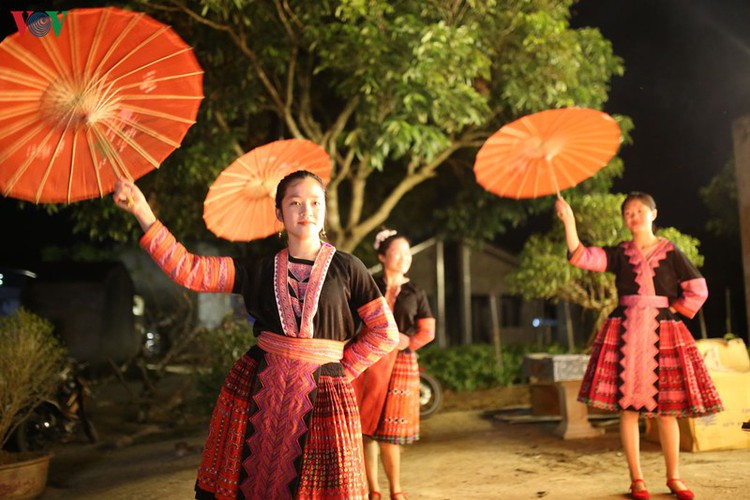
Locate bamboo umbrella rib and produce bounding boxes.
[0,40,58,83]
[236,156,256,174]
[90,125,132,184]
[41,32,74,86]
[90,12,147,83]
[479,154,526,192]
[119,104,197,124]
[100,78,133,116]
[204,185,251,204]
[563,147,615,165]
[0,105,38,124]
[552,162,580,188]
[512,159,537,198]
[119,94,204,100]
[108,48,201,87]
[69,13,81,85]
[0,121,47,164]
[99,119,161,168]
[207,197,238,219]
[106,115,182,148]
[100,43,192,100]
[83,9,109,83]
[2,124,58,194]
[35,114,77,203]
[0,69,49,90]
[115,71,204,92]
[209,175,249,187]
[548,163,562,196]
[555,159,594,179]
[0,91,43,101]
[84,128,106,196]
[96,24,172,86]
[67,129,80,202]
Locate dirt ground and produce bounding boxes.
[37,384,750,500]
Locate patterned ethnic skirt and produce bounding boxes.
[195,334,367,500]
[578,306,724,417]
[354,350,421,445]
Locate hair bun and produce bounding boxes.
[374,229,398,250]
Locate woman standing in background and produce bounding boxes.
[352,229,436,500]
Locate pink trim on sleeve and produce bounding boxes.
[342,297,398,380]
[569,244,607,272]
[671,278,708,319]
[139,220,235,293]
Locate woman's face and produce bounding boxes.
[379,237,412,275]
[275,177,326,240]
[622,199,657,234]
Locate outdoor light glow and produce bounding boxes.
[532,317,541,328]
[0,273,4,286]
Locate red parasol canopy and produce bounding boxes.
[203,139,332,242]
[0,7,204,203]
[473,107,621,199]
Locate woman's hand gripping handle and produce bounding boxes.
[113,179,157,233]
[555,196,581,254]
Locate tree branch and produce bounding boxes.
[215,111,245,157]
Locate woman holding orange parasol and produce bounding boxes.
[556,193,722,500]
[114,170,399,500]
[351,229,435,500]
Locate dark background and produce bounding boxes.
[572,0,750,339]
[2,1,749,339]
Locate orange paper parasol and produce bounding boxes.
[203,139,332,242]
[473,107,621,199]
[0,7,203,203]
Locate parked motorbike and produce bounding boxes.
[418,368,443,419]
[11,358,98,452]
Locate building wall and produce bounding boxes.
[406,239,556,348]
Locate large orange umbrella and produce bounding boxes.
[0,7,203,203]
[474,107,621,199]
[203,139,332,242]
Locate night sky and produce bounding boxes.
[2,1,750,337]
[573,0,750,337]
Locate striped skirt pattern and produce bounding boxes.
[371,350,421,444]
[578,317,723,417]
[195,346,368,499]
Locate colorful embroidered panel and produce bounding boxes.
[274,243,336,338]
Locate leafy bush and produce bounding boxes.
[0,308,67,448]
[418,342,568,392]
[192,316,257,415]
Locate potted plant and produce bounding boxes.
[0,308,66,499]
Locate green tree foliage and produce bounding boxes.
[45,0,624,252]
[700,158,739,238]
[506,192,704,338]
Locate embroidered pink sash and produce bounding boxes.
[258,331,344,364]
